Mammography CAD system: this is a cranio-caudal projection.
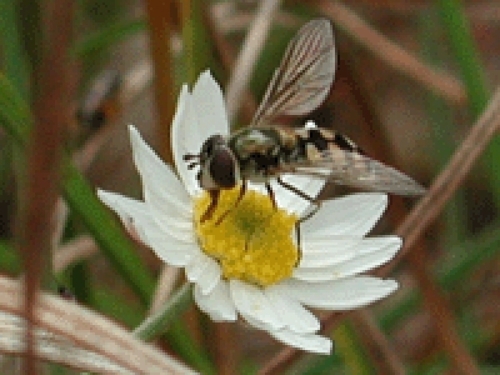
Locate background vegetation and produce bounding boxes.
[0,0,499,374]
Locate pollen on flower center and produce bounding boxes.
[193,186,299,287]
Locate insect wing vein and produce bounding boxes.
[251,19,336,128]
[289,148,426,196]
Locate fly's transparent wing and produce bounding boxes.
[251,19,336,127]
[289,148,426,196]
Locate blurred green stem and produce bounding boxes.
[0,0,29,99]
[133,283,193,341]
[437,0,489,117]
[437,0,500,206]
[334,323,371,375]
[420,9,467,243]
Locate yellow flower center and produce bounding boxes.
[193,186,299,287]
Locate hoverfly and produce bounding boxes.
[185,19,425,222]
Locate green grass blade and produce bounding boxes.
[62,162,155,304]
[0,73,155,304]
[0,0,30,100]
[437,0,500,205]
[437,0,489,117]
[73,18,145,58]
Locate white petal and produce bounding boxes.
[293,237,398,281]
[265,285,320,334]
[128,125,193,228]
[185,252,221,294]
[98,189,197,266]
[172,71,231,198]
[268,329,332,354]
[142,222,198,266]
[301,193,388,237]
[191,71,230,138]
[195,262,221,296]
[284,276,398,310]
[193,281,237,322]
[299,237,359,268]
[171,86,203,197]
[97,190,151,243]
[323,236,400,278]
[293,267,344,282]
[271,175,325,216]
[230,280,284,332]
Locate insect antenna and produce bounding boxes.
[183,153,200,170]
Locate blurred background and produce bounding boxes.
[1,0,500,374]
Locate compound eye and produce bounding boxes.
[208,148,238,189]
[201,135,223,158]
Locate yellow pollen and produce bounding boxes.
[193,186,299,287]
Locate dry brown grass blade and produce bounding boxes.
[371,87,500,375]
[145,0,175,163]
[0,276,197,374]
[340,39,480,374]
[258,345,297,375]
[387,85,500,269]
[405,242,480,375]
[21,1,75,372]
[313,0,466,105]
[212,323,239,375]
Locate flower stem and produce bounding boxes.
[133,282,193,341]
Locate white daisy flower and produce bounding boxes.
[98,71,401,354]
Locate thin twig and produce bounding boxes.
[258,346,296,375]
[213,323,239,375]
[406,246,480,374]
[387,85,500,270]
[343,39,480,374]
[313,0,466,104]
[225,0,282,123]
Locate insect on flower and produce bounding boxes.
[184,19,425,223]
[98,21,408,351]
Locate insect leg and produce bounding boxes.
[215,181,247,225]
[265,182,277,209]
[295,223,302,266]
[201,189,220,223]
[276,177,321,222]
[275,177,322,266]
